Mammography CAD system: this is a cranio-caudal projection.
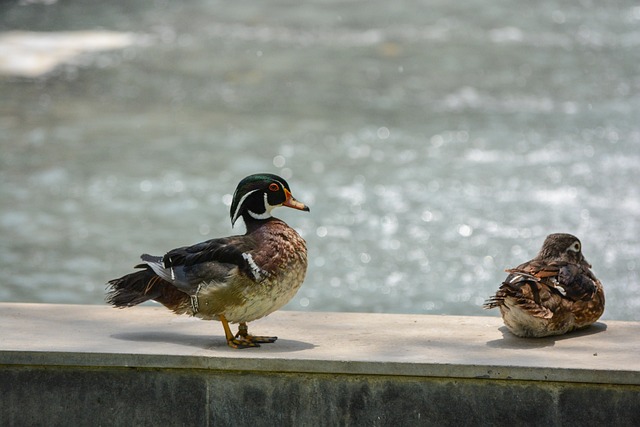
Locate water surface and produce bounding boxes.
[1,0,639,320]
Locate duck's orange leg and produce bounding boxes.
[219,315,260,349]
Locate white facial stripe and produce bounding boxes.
[232,188,260,223]
[248,209,271,220]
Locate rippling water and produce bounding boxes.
[1,1,639,320]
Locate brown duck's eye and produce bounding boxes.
[269,183,279,192]
[569,242,581,252]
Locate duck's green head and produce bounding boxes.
[230,173,310,227]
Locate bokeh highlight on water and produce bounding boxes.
[1,1,639,320]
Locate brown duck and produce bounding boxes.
[107,173,310,348]
[484,233,605,337]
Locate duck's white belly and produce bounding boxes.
[194,258,307,324]
[224,276,304,323]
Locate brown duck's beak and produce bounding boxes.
[283,189,310,212]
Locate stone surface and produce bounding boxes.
[1,303,639,426]
[0,302,638,384]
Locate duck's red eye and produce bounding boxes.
[269,183,279,192]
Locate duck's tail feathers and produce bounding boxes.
[482,295,504,310]
[106,266,164,308]
[106,254,193,314]
[106,261,191,314]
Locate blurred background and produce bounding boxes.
[1,0,639,320]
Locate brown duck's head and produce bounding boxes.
[230,173,310,227]
[537,233,591,267]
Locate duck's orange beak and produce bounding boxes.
[283,189,310,212]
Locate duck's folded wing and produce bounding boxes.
[162,236,252,268]
[484,270,559,318]
[516,260,596,302]
[508,259,563,279]
[144,236,266,294]
[138,253,229,295]
[557,264,597,301]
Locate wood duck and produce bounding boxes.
[483,233,605,338]
[107,173,310,348]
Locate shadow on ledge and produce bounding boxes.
[111,331,316,353]
[485,322,608,349]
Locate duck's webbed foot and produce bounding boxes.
[228,336,261,349]
[235,322,278,345]
[219,315,277,349]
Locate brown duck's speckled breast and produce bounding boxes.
[194,219,308,324]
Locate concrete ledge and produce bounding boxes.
[1,303,639,426]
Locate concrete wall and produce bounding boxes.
[1,303,639,426]
[2,366,639,426]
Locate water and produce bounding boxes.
[1,0,639,320]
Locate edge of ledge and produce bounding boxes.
[1,303,639,386]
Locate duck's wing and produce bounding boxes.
[162,236,253,268]
[139,235,265,295]
[483,260,565,318]
[556,263,598,301]
[514,259,598,301]
[508,258,562,279]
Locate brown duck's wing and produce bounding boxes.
[484,257,568,316]
[556,263,599,301]
[507,258,566,279]
[484,270,563,318]
[511,259,599,302]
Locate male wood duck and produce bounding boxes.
[106,173,310,349]
[483,233,605,338]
